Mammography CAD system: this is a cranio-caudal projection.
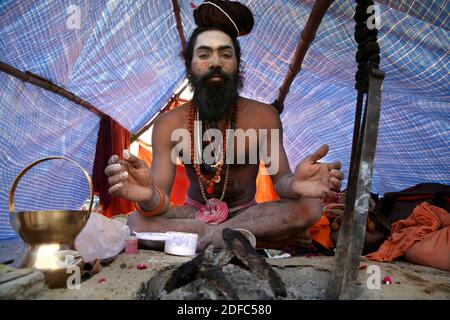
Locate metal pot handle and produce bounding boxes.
[9,156,94,219]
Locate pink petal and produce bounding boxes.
[137,263,147,270]
[383,275,392,284]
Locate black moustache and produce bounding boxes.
[202,72,227,81]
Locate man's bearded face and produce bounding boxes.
[189,30,241,126]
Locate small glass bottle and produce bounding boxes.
[125,235,138,254]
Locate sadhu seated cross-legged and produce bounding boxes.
[104,0,344,252]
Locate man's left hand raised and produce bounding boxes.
[291,144,344,199]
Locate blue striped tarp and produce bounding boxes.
[0,0,449,239]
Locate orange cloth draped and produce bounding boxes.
[136,145,331,249]
[255,162,280,203]
[309,215,333,249]
[366,202,450,262]
[137,144,189,206]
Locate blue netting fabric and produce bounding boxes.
[0,73,99,238]
[1,0,449,238]
[230,0,450,194]
[0,0,186,132]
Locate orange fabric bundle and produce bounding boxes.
[309,215,333,250]
[366,202,450,263]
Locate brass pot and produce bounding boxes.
[9,157,93,289]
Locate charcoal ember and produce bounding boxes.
[222,228,287,297]
[164,250,207,292]
[164,278,221,300]
[137,228,287,300]
[219,264,274,300]
[137,267,173,300]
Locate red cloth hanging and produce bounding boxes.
[92,116,135,218]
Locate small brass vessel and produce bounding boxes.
[9,157,92,288]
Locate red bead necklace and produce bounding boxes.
[188,102,237,195]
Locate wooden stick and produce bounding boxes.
[171,0,187,53]
[0,61,107,119]
[273,0,335,113]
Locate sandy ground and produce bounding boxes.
[38,251,190,300]
[270,256,450,300]
[36,250,450,300]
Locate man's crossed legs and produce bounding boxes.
[127,197,323,251]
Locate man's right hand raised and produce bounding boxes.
[104,150,153,203]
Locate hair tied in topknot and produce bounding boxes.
[193,0,254,37]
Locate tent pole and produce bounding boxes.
[326,69,384,299]
[326,0,383,298]
[349,91,365,174]
[171,0,187,53]
[0,61,107,119]
[272,0,335,113]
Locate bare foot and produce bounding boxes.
[285,229,313,247]
[257,229,313,249]
[197,227,225,252]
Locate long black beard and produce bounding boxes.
[189,68,241,127]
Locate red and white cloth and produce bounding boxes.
[186,197,257,225]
